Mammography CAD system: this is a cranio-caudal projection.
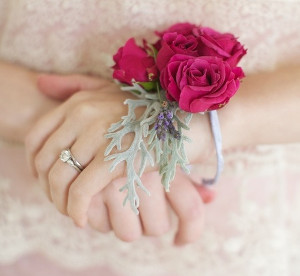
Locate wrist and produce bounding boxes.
[184,112,214,164]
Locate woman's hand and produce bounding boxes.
[26,78,215,244]
[25,83,127,221]
[87,169,209,245]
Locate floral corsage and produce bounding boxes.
[105,23,246,214]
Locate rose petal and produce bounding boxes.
[156,41,176,71]
[122,38,149,58]
[199,36,231,58]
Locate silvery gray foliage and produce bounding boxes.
[150,110,193,192]
[104,82,192,214]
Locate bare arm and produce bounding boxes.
[0,61,59,142]
[220,65,300,149]
[1,59,299,148]
[182,65,300,163]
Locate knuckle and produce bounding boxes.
[69,101,99,120]
[116,229,141,243]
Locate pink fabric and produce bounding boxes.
[0,254,121,276]
[1,142,300,276]
[0,1,300,276]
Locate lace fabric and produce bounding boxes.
[1,141,300,276]
[0,0,300,77]
[0,0,300,275]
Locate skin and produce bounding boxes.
[1,60,300,244]
[25,82,213,243]
[0,61,214,245]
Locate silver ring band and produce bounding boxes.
[59,149,83,172]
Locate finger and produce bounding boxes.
[34,120,81,200]
[166,171,204,246]
[103,179,142,242]
[194,184,217,204]
[25,106,66,177]
[87,193,111,233]
[37,74,110,100]
[48,158,80,215]
[25,90,100,177]
[66,153,123,227]
[137,171,171,236]
[49,121,105,215]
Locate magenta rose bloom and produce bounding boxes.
[154,22,197,52]
[113,38,158,85]
[194,27,247,67]
[156,32,199,71]
[160,54,245,112]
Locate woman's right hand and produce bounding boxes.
[87,169,215,245]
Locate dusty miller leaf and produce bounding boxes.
[105,82,193,214]
[105,83,160,214]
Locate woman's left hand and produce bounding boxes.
[26,73,216,245]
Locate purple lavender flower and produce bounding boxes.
[158,113,164,120]
[155,105,181,141]
[165,110,173,120]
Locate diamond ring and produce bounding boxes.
[59,149,83,172]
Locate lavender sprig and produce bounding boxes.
[154,102,181,141]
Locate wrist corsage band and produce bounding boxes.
[105,23,246,214]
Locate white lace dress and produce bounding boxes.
[0,1,300,276]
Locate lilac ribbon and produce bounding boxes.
[202,110,224,185]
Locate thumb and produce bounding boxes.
[37,74,110,100]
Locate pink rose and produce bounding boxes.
[194,27,247,67]
[160,54,244,112]
[154,22,197,52]
[113,38,158,85]
[156,32,198,71]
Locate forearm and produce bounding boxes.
[220,65,300,149]
[186,65,300,164]
[0,61,59,142]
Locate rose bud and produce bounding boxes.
[112,38,158,85]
